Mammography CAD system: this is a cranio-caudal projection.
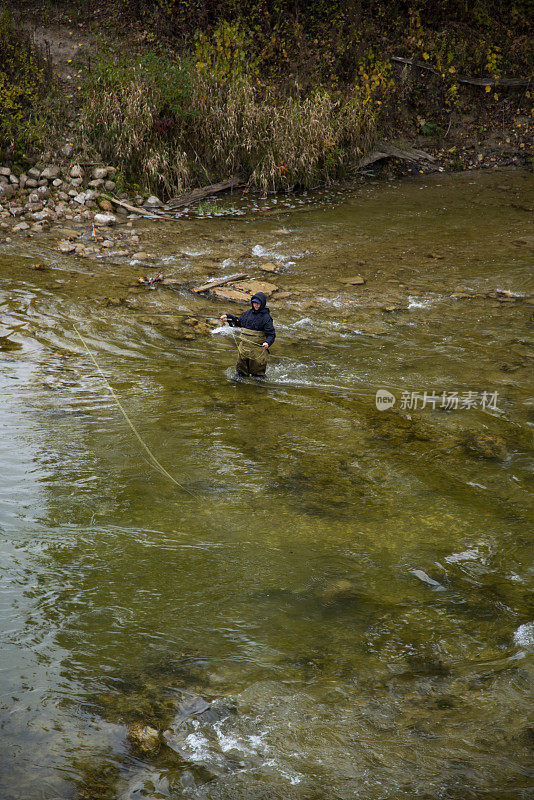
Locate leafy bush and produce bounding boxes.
[0,6,54,161]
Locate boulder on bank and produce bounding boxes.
[92,166,108,180]
[40,165,61,180]
[94,213,117,227]
[144,195,164,209]
[0,185,14,200]
[69,164,84,179]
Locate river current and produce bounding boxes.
[0,169,532,799]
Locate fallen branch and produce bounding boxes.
[194,274,249,293]
[167,176,244,209]
[106,196,172,219]
[391,56,531,88]
[359,143,435,169]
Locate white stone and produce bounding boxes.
[94,213,116,226]
[104,180,116,191]
[85,189,98,201]
[92,166,108,180]
[41,165,61,180]
[25,179,38,188]
[70,177,83,187]
[0,166,11,176]
[13,221,30,231]
[37,186,50,198]
[88,178,104,188]
[69,164,84,179]
[9,174,19,184]
[32,210,53,221]
[144,195,164,208]
[73,193,87,205]
[19,173,27,188]
[58,239,76,253]
[61,143,73,157]
[28,167,40,179]
[52,178,63,187]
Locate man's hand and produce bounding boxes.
[262,342,269,349]
[220,314,228,322]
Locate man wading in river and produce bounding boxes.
[220,292,276,378]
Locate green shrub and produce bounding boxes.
[0,6,54,161]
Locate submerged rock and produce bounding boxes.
[212,287,250,303]
[231,278,278,296]
[259,261,281,272]
[341,276,366,285]
[127,723,160,756]
[317,578,359,603]
[460,431,507,460]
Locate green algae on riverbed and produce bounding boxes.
[0,169,532,800]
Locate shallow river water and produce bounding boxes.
[0,170,533,800]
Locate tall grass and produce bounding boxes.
[79,51,379,196]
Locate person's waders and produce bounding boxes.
[235,328,268,377]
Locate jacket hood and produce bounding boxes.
[251,292,267,311]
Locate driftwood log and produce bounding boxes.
[106,196,172,219]
[167,176,244,209]
[392,56,531,88]
[359,143,435,169]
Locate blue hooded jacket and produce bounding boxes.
[226,292,276,347]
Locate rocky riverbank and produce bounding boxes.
[1,128,531,256]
